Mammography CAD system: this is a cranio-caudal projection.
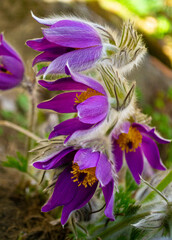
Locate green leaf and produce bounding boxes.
[2,152,28,173]
[17,151,28,172]
[37,63,47,72]
[142,170,172,203]
[114,185,139,216]
[129,227,146,240]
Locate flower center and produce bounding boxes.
[0,64,11,75]
[75,88,103,104]
[117,126,142,153]
[71,163,97,188]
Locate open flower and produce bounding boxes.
[0,33,24,90]
[33,142,115,225]
[38,65,136,144]
[26,13,146,76]
[112,122,170,184]
[38,65,109,139]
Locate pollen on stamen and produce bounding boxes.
[117,126,142,153]
[71,163,97,188]
[75,88,104,104]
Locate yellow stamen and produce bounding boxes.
[117,126,142,153]
[75,88,104,104]
[71,163,97,188]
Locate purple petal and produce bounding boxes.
[32,50,61,66]
[32,47,74,66]
[102,180,115,221]
[77,95,108,124]
[49,117,92,139]
[0,33,22,61]
[65,120,102,145]
[112,141,123,172]
[2,56,24,78]
[33,147,74,170]
[43,20,101,48]
[74,148,99,170]
[96,153,112,187]
[44,46,103,76]
[125,148,144,184]
[36,66,48,77]
[38,78,88,92]
[42,166,78,212]
[37,92,82,113]
[141,135,166,171]
[133,123,171,144]
[61,181,98,225]
[26,37,59,51]
[66,65,107,95]
[0,73,21,90]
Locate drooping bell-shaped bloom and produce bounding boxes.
[26,13,146,76]
[26,13,103,76]
[33,143,115,225]
[0,33,24,90]
[112,122,170,184]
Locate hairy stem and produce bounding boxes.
[27,171,39,182]
[91,211,151,238]
[26,75,37,155]
[0,120,41,142]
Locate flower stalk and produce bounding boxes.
[91,211,151,238]
[0,120,41,142]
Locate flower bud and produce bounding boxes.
[0,33,24,90]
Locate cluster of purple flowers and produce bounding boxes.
[27,14,170,225]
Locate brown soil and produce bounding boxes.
[0,165,71,240]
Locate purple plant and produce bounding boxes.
[38,65,109,139]
[26,13,146,76]
[0,33,24,90]
[113,122,170,184]
[33,146,115,225]
[25,14,171,233]
[26,14,103,76]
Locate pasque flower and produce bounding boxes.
[26,13,146,76]
[33,142,115,225]
[0,33,24,90]
[26,13,103,76]
[38,65,136,143]
[38,65,109,139]
[113,122,170,184]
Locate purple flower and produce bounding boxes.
[0,33,24,90]
[37,65,109,139]
[26,13,103,76]
[33,146,115,225]
[112,122,170,184]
